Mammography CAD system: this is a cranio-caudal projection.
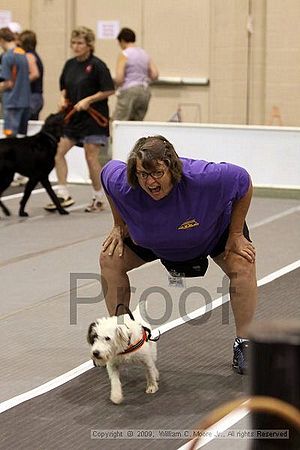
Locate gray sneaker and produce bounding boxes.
[232,338,250,375]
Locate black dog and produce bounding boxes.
[0,112,68,217]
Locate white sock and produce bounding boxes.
[234,337,249,347]
[93,189,104,201]
[57,185,70,199]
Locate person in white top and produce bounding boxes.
[113,27,158,121]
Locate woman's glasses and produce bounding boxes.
[136,170,165,180]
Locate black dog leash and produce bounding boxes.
[115,303,160,342]
[115,303,135,320]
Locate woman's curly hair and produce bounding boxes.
[127,135,183,188]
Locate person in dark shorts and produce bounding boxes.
[100,136,257,374]
[45,26,114,213]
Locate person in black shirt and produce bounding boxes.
[19,30,44,120]
[45,26,115,212]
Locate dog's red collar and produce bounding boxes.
[114,304,160,356]
[119,328,148,355]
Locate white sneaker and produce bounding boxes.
[84,197,105,212]
[11,175,29,186]
[44,196,75,211]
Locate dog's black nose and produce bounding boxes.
[93,350,101,358]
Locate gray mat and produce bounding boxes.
[1,269,299,450]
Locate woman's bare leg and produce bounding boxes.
[55,137,75,186]
[100,245,146,316]
[84,143,102,191]
[213,252,257,337]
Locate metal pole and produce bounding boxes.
[246,0,253,125]
[249,320,300,449]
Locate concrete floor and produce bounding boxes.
[0,184,299,449]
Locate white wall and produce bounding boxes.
[112,121,300,189]
[2,120,300,189]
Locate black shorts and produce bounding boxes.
[123,223,251,278]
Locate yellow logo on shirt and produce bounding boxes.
[177,219,200,230]
[14,47,25,55]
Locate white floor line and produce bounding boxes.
[3,191,299,228]
[177,258,300,450]
[2,186,59,200]
[0,259,299,416]
[0,361,93,414]
[250,204,300,228]
[2,186,98,218]
[178,404,250,449]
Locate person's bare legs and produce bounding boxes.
[55,137,75,187]
[213,252,257,338]
[84,143,102,191]
[100,246,146,316]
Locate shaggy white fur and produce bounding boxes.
[87,308,159,404]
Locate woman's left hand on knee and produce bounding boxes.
[224,234,256,263]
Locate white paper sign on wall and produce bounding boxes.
[97,20,120,39]
[0,10,12,28]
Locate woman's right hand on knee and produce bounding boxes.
[102,225,128,257]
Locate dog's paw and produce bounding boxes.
[19,211,29,217]
[146,382,159,394]
[110,392,124,404]
[58,209,69,215]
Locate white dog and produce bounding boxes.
[87,305,159,404]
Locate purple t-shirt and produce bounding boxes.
[101,158,250,261]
